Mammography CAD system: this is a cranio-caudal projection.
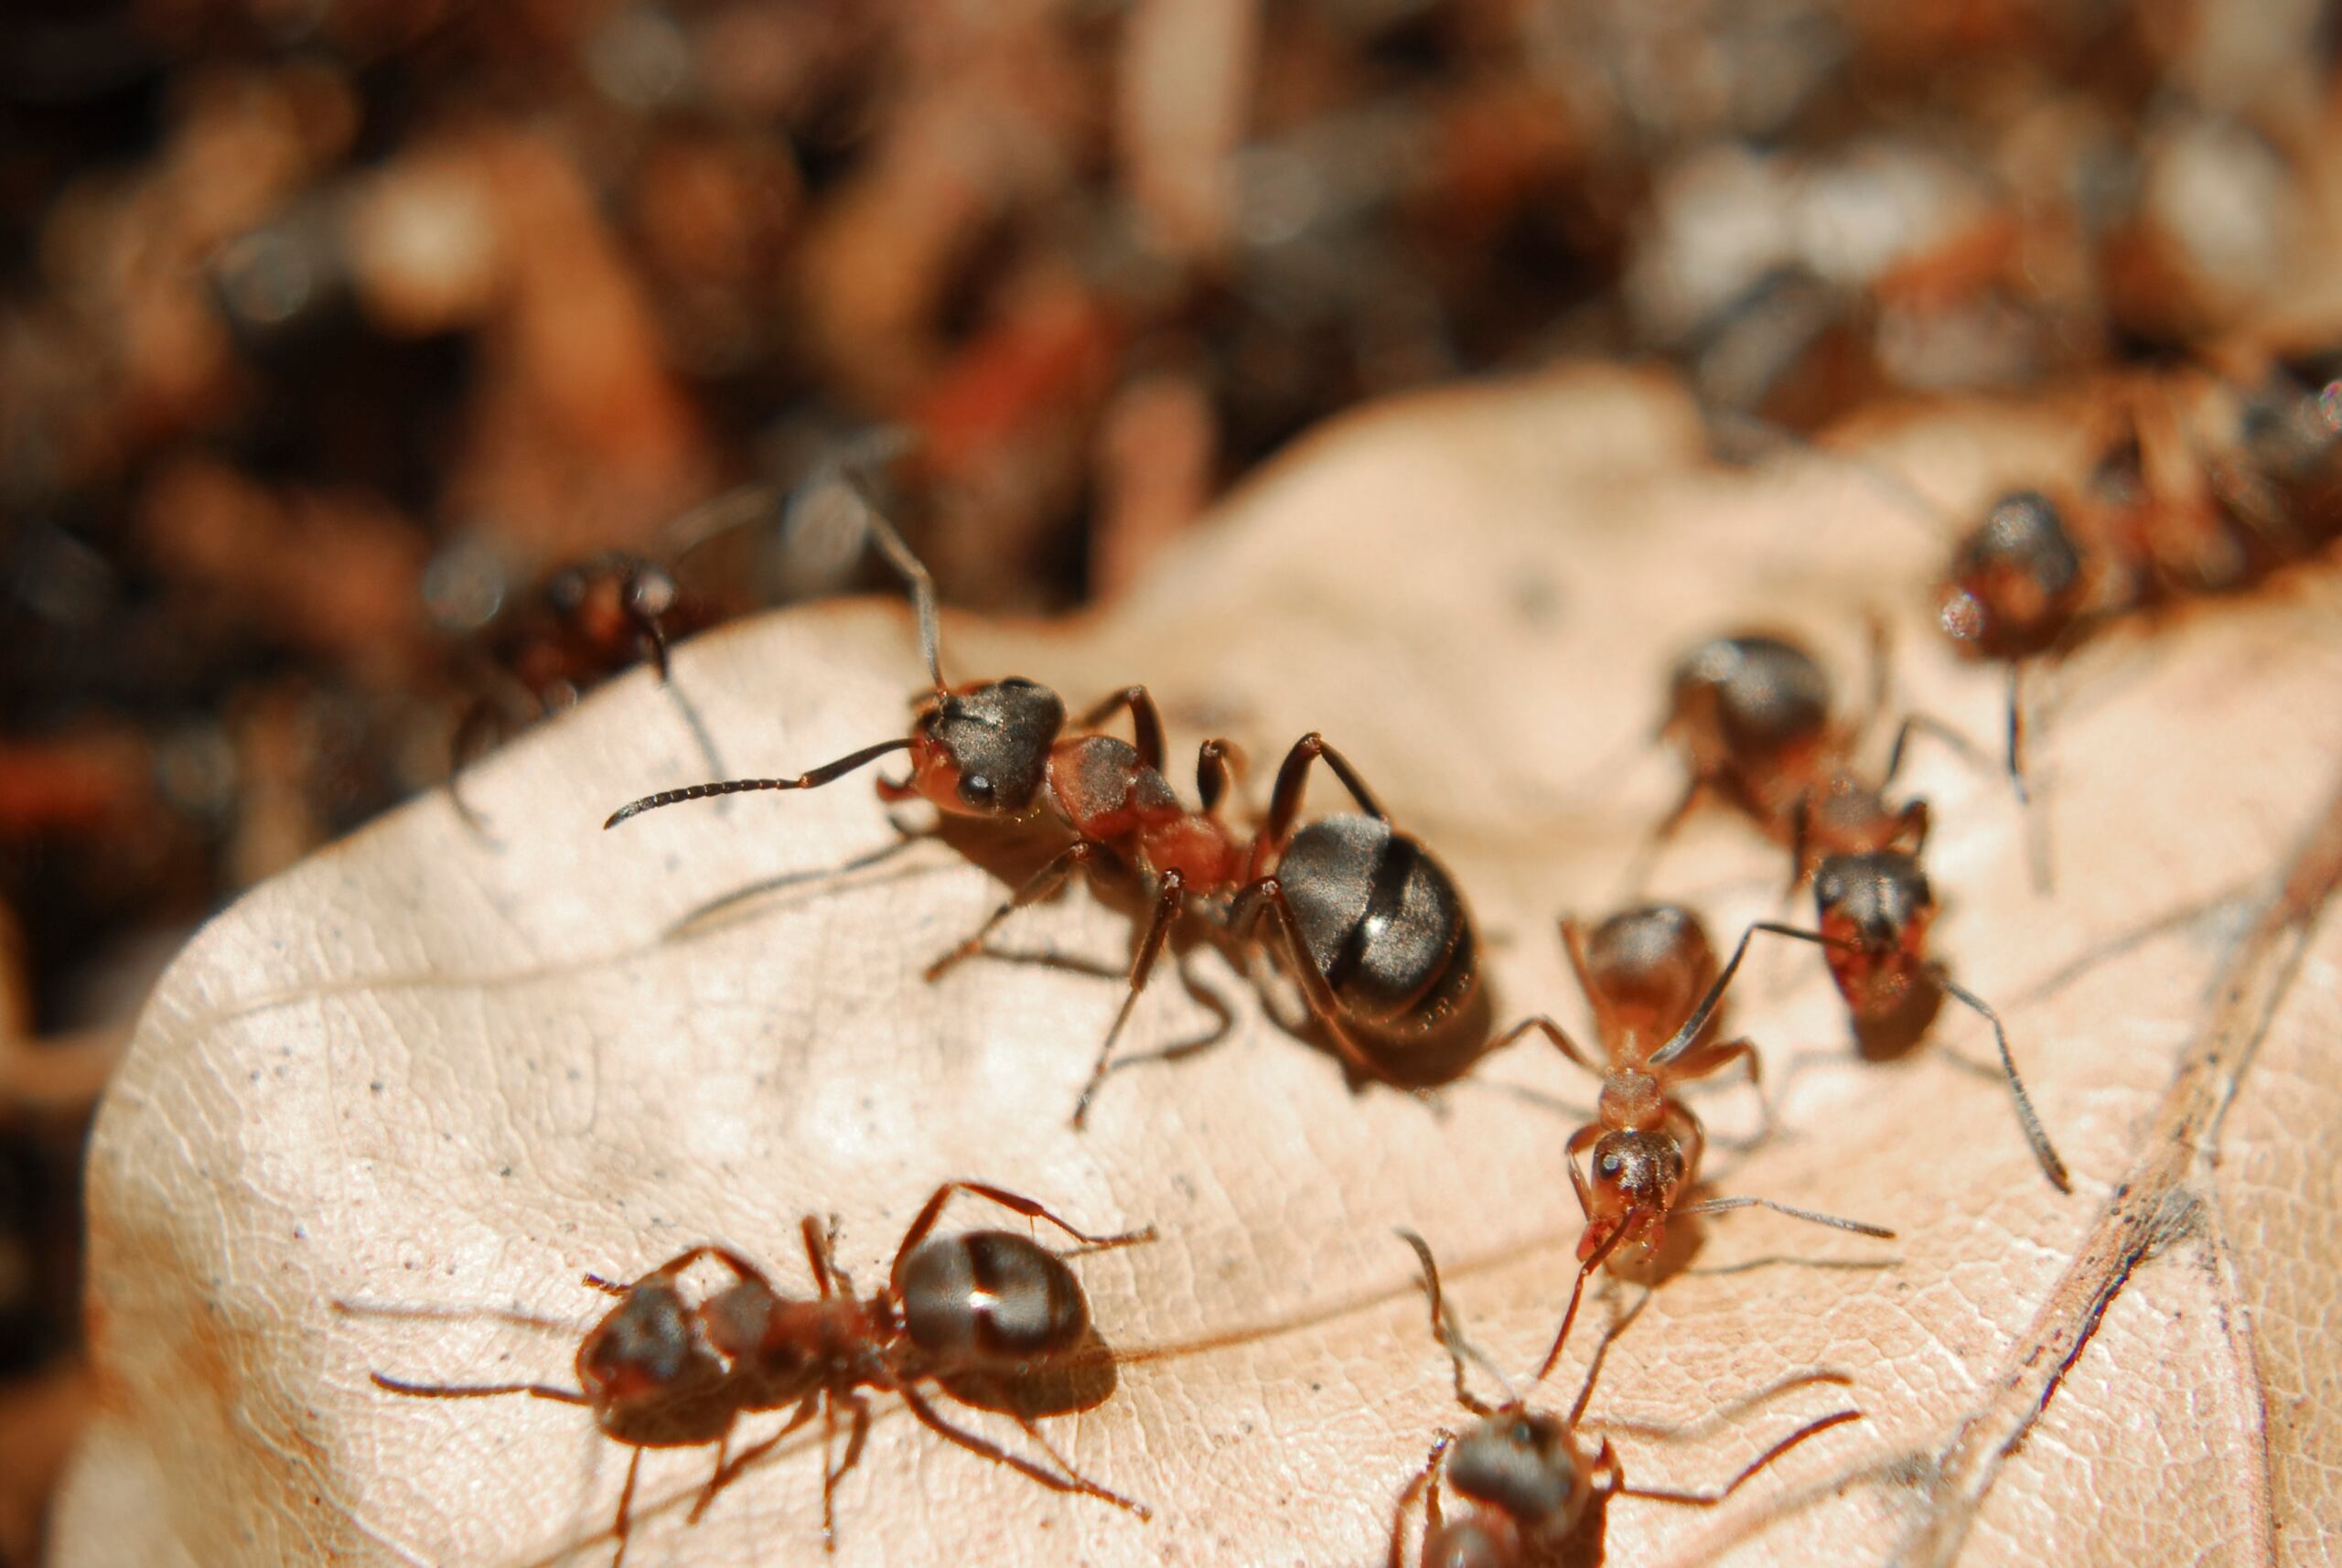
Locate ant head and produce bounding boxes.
[1584,904,1717,1040]
[901,678,1067,819]
[1813,851,1935,1017]
[1666,634,1832,768]
[898,1230,1090,1366]
[1939,491,2085,659]
[1585,1129,1685,1248]
[575,1277,725,1412]
[1444,1406,1593,1541]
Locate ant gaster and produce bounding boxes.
[1388,1230,1863,1568]
[362,1181,1154,1562]
[604,493,1486,1122]
[1490,904,1896,1377]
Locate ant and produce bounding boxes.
[1654,627,1997,869]
[1651,631,2072,1191]
[1935,353,2342,784]
[360,1181,1154,1563]
[604,487,1487,1122]
[1387,1230,1863,1568]
[1488,903,1897,1377]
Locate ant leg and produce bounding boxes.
[1619,779,1703,896]
[1488,1015,1605,1080]
[609,1447,642,1568]
[694,1394,820,1521]
[801,1214,837,1296]
[887,1182,1155,1296]
[1232,877,1413,1086]
[1074,944,1240,1117]
[1649,921,1853,1068]
[616,564,678,682]
[368,1372,588,1403]
[1071,870,1187,1127]
[1396,1230,1504,1416]
[1669,1037,1773,1138]
[1607,1409,1864,1505]
[896,1382,1149,1516]
[924,840,1106,981]
[2005,662,2033,805]
[817,1391,840,1553]
[1014,1412,1151,1515]
[1076,686,1166,773]
[1388,1434,1454,1568]
[1931,967,2071,1192]
[1251,733,1388,871]
[1589,1370,1853,1441]
[1882,713,1998,792]
[604,737,917,828]
[827,1393,874,1540]
[1196,738,1242,815]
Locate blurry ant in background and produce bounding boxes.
[605,474,1492,1123]
[1489,904,1895,1378]
[1386,1230,1863,1568]
[353,1181,1154,1563]
[1652,630,2072,1191]
[436,433,917,831]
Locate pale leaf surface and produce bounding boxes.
[50,367,2342,1568]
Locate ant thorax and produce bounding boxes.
[1596,1068,1666,1132]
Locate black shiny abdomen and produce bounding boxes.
[899,1230,1089,1365]
[1277,814,1477,1036]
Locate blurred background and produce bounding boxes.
[0,1,2334,1558]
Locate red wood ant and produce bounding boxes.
[1489,903,1897,1378]
[1651,631,2071,1191]
[1932,354,2342,783]
[360,1181,1154,1562]
[603,492,1487,1122]
[1388,1230,1863,1568]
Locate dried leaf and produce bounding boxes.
[51,368,2342,1566]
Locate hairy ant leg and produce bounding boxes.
[922,840,1114,981]
[895,1380,1151,1516]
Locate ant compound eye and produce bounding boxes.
[958,772,996,809]
[1598,1153,1623,1176]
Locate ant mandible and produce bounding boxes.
[362,1181,1155,1562]
[1387,1230,1863,1568]
[1652,630,2071,1190]
[1489,904,1896,1377]
[603,486,1487,1122]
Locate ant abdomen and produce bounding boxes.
[1582,904,1717,1043]
[1274,814,1481,1058]
[899,1230,1092,1366]
[1939,489,2088,659]
[1667,634,1832,772]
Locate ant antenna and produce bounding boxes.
[1564,1285,1651,1428]
[811,428,944,697]
[1930,968,2070,1192]
[1397,1230,1514,1415]
[1649,921,1853,1069]
[603,738,916,828]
